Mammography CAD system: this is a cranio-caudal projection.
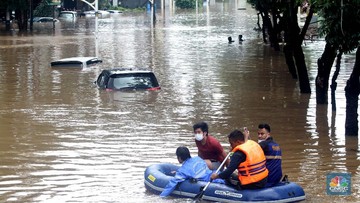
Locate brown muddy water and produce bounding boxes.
[0,0,359,202]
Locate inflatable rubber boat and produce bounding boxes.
[144,163,306,202]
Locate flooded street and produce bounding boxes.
[0,0,359,202]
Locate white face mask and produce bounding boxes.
[195,133,204,141]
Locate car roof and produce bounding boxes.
[103,68,154,75]
[60,11,77,14]
[50,57,102,67]
[108,10,122,13]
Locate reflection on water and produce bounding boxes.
[0,0,359,202]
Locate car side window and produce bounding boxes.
[87,59,102,65]
[97,74,106,88]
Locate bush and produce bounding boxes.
[33,0,53,17]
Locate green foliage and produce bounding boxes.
[0,0,8,10]
[317,0,360,53]
[108,6,145,12]
[99,0,111,10]
[34,0,53,17]
[176,0,201,9]
[7,0,28,10]
[247,0,288,12]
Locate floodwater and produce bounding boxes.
[0,0,359,202]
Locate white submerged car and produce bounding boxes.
[80,10,110,18]
[58,11,78,22]
[50,57,103,68]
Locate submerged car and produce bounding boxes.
[95,68,160,91]
[58,11,77,21]
[30,17,59,23]
[50,57,102,68]
[80,10,110,18]
[107,10,122,14]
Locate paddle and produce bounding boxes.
[193,152,233,201]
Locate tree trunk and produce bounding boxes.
[283,44,297,79]
[30,0,33,31]
[256,13,262,31]
[285,0,311,93]
[294,43,311,93]
[282,6,297,79]
[5,10,11,31]
[263,12,272,44]
[16,9,28,31]
[299,6,314,45]
[345,47,360,136]
[257,8,267,43]
[316,43,337,104]
[270,9,280,51]
[330,50,342,111]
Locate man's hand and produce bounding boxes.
[244,127,250,141]
[210,173,219,180]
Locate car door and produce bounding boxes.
[96,72,108,89]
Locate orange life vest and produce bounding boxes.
[231,140,268,185]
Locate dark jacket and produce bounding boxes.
[259,137,282,187]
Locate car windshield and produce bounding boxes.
[108,73,159,90]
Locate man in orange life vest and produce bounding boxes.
[210,129,268,189]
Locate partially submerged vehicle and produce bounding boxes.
[58,11,77,21]
[95,68,160,91]
[50,57,102,68]
[30,17,59,23]
[107,10,122,14]
[80,10,110,18]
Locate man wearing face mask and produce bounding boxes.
[258,123,282,187]
[193,122,229,170]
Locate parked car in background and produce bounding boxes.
[80,10,110,18]
[58,11,77,21]
[95,68,161,91]
[80,10,95,17]
[107,10,122,14]
[50,57,102,68]
[30,17,59,23]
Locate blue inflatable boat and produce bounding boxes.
[144,163,306,202]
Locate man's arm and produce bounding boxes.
[211,151,245,180]
[221,150,230,167]
[259,141,267,152]
[160,172,186,197]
